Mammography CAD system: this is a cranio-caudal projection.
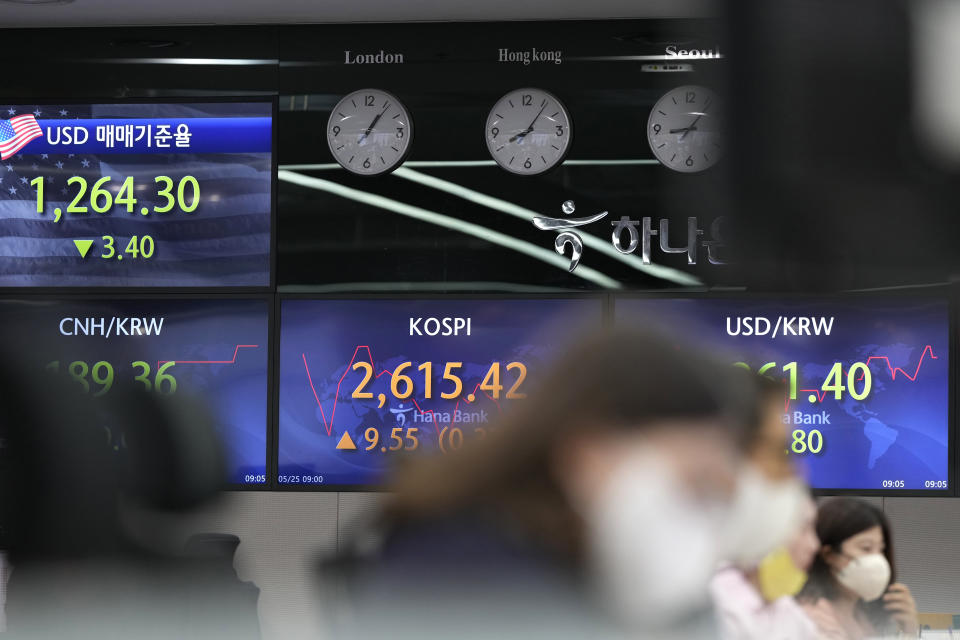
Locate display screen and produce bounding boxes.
[278,298,602,486]
[615,297,951,492]
[0,101,272,287]
[0,298,269,484]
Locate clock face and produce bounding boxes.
[327,89,413,176]
[647,85,721,173]
[485,88,572,175]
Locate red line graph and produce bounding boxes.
[862,345,938,382]
[783,345,938,411]
[302,346,503,437]
[158,344,259,368]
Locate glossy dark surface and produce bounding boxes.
[278,21,729,291]
[8,13,960,292]
[5,20,731,292]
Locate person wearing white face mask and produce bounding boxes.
[797,498,918,639]
[322,327,763,640]
[710,376,821,640]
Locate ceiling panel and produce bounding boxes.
[0,0,713,28]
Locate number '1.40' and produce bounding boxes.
[736,361,872,401]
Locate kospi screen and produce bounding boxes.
[0,298,270,485]
[615,296,951,493]
[0,101,272,287]
[277,298,602,487]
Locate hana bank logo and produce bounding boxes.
[0,114,43,160]
[533,200,730,272]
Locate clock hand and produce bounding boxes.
[508,103,550,143]
[680,114,703,141]
[669,127,695,134]
[525,103,548,131]
[359,104,390,143]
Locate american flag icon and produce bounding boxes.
[0,115,43,161]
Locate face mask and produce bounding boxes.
[720,467,808,568]
[757,547,808,601]
[834,553,891,602]
[583,453,728,628]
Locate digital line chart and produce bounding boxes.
[301,345,505,438]
[782,345,939,411]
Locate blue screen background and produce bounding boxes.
[0,102,271,287]
[0,298,269,484]
[278,298,602,486]
[616,297,950,491]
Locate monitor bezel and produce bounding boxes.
[610,285,957,498]
[0,96,277,294]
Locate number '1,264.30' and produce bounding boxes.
[31,175,200,216]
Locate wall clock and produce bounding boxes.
[647,85,721,173]
[327,88,413,176]
[485,88,572,175]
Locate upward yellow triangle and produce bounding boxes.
[335,431,357,450]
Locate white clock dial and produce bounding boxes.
[647,85,721,173]
[485,88,572,175]
[327,89,413,176]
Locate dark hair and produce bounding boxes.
[744,373,787,445]
[383,326,759,558]
[0,352,225,561]
[754,373,787,403]
[798,498,896,630]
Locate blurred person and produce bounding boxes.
[762,497,820,601]
[712,496,821,640]
[324,327,777,640]
[716,376,811,569]
[797,498,919,639]
[711,376,820,640]
[0,359,261,640]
